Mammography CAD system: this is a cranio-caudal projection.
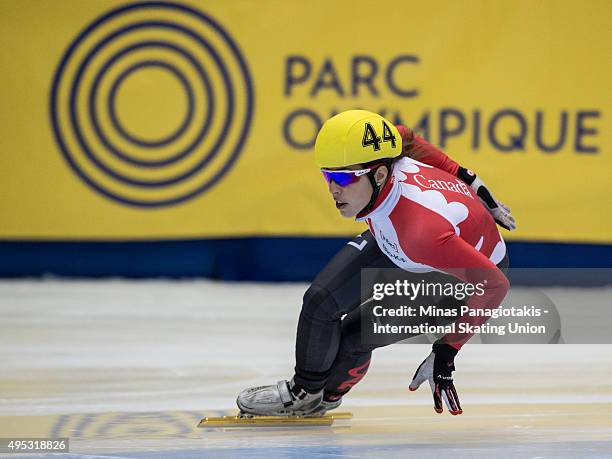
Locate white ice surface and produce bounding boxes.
[1,280,611,458]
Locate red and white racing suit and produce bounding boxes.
[357,154,509,349]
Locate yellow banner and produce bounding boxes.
[0,0,610,242]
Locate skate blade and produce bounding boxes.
[198,412,353,428]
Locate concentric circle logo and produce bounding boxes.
[50,1,254,207]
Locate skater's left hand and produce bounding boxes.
[409,342,463,415]
[457,167,516,231]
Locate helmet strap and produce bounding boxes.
[358,160,393,215]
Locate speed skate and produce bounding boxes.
[198,411,353,428]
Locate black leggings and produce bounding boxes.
[292,230,509,398]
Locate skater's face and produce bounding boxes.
[325,164,388,218]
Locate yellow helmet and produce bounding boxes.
[314,110,402,169]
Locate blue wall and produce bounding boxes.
[1,238,611,285]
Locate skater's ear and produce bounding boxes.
[373,165,389,188]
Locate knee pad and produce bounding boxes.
[301,284,342,322]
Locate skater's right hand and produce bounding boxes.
[409,342,463,415]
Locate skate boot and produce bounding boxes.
[309,396,342,415]
[236,379,323,416]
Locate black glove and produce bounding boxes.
[409,341,463,415]
[457,166,516,231]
